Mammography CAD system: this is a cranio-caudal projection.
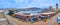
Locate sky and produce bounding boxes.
[0,0,59,9]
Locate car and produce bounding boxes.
[57,16,60,24]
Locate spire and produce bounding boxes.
[56,3,58,6]
[56,3,58,14]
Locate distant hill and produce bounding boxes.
[17,7,43,11]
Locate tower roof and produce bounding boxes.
[56,3,58,6]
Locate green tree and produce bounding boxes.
[8,10,14,16]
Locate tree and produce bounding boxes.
[8,10,14,16]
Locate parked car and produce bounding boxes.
[57,16,60,24]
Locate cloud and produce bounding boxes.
[13,0,24,3]
[0,0,11,8]
[0,0,59,8]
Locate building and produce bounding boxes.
[41,6,55,13]
[56,3,58,14]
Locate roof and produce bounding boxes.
[17,11,40,15]
[40,12,55,14]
